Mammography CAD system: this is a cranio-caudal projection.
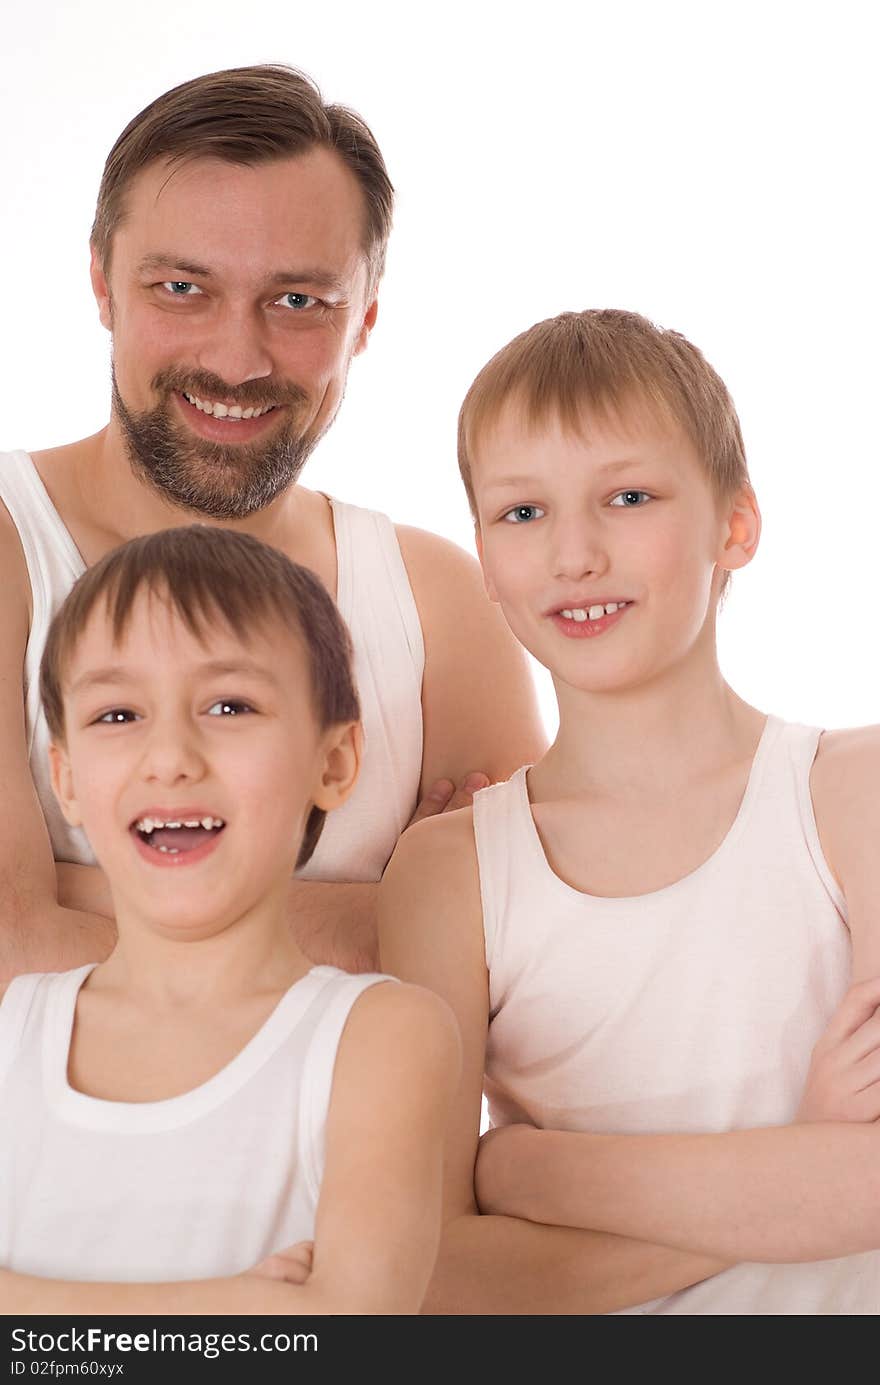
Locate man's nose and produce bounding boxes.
[193,303,274,387]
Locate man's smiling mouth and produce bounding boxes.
[181,392,278,421]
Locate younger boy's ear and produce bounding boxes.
[718,487,761,573]
[312,722,362,812]
[89,245,113,332]
[474,525,500,603]
[48,741,83,827]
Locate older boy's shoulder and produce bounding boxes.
[811,725,880,877]
[812,724,880,798]
[385,805,478,890]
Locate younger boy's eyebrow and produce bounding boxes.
[69,660,283,695]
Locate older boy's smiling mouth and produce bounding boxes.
[548,600,633,638]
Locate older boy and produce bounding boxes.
[380,309,880,1314]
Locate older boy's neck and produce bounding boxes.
[541,661,764,799]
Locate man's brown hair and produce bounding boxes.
[40,526,360,870]
[458,308,750,517]
[91,64,394,284]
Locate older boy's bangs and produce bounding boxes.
[458,310,749,517]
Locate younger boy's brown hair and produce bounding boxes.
[458,308,751,517]
[39,526,360,869]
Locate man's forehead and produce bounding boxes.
[112,149,371,277]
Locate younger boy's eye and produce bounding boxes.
[206,699,254,717]
[502,504,545,524]
[96,708,138,725]
[609,490,652,508]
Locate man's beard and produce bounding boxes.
[112,364,319,520]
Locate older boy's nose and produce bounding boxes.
[552,520,608,581]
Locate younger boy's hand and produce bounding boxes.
[797,977,880,1123]
[246,1240,314,1285]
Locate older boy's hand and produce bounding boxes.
[246,1240,314,1285]
[407,773,491,828]
[797,977,880,1123]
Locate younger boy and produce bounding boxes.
[0,526,458,1314]
[379,309,880,1314]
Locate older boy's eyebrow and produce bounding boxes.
[484,459,652,489]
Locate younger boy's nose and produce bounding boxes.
[140,720,206,786]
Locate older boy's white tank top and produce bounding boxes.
[0,450,424,881]
[474,716,880,1314]
[0,964,390,1280]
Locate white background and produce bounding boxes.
[3,0,878,737]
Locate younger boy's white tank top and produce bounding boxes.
[0,964,390,1281]
[0,450,424,882]
[473,716,879,1314]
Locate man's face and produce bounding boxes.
[92,150,377,519]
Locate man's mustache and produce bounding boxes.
[150,367,309,412]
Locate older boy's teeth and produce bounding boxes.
[571,608,588,623]
[605,602,618,614]
[587,605,604,620]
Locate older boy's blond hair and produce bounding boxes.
[458,309,750,518]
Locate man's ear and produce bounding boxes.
[717,486,761,574]
[474,525,499,603]
[312,722,362,812]
[48,740,83,827]
[89,245,113,332]
[352,295,379,357]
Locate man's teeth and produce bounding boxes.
[559,602,628,622]
[135,815,225,833]
[183,393,275,420]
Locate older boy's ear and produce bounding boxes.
[89,245,113,332]
[474,525,500,603]
[718,487,761,573]
[313,722,362,811]
[48,741,83,827]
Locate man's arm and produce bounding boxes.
[397,526,548,794]
[378,813,726,1315]
[0,981,459,1315]
[474,729,880,1264]
[0,513,115,982]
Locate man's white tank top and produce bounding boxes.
[0,964,390,1281]
[473,716,880,1314]
[0,450,424,882]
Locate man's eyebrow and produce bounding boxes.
[136,254,348,293]
[137,254,214,278]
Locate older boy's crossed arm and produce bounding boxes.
[378,812,727,1315]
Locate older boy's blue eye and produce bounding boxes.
[503,504,545,523]
[610,490,651,507]
[207,699,253,717]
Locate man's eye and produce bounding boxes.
[502,504,545,524]
[206,699,254,717]
[609,490,652,507]
[96,709,138,725]
[161,281,201,296]
[274,292,318,311]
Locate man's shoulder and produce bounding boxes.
[394,523,483,596]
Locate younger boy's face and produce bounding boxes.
[472,400,757,697]
[50,592,357,939]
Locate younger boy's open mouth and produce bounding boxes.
[130,813,226,865]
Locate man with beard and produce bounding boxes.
[0,66,544,980]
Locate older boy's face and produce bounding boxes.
[472,402,748,697]
[50,593,342,939]
[91,150,377,519]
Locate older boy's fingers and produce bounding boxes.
[843,1012,880,1065]
[815,977,880,1049]
[407,779,455,827]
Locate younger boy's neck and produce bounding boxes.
[540,658,764,801]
